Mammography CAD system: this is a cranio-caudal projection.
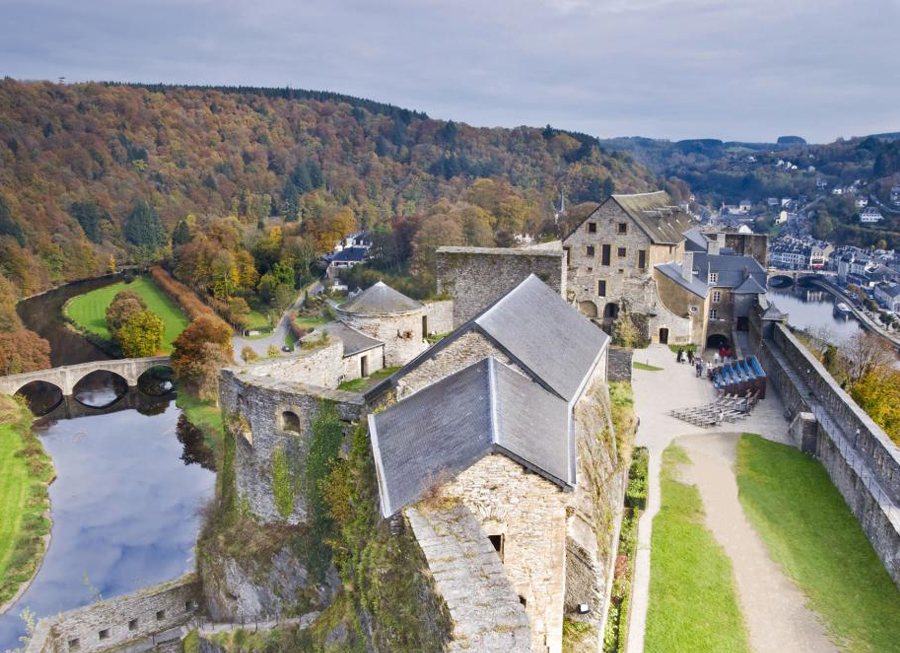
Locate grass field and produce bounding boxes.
[645,444,751,653]
[633,361,663,371]
[0,395,53,608]
[338,366,401,393]
[736,434,900,652]
[65,277,189,352]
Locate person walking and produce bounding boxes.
[706,360,713,379]
[713,351,720,366]
[687,349,694,365]
[695,360,703,377]
[676,347,683,363]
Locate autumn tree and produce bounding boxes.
[0,330,51,375]
[171,315,234,400]
[117,310,165,357]
[613,308,641,348]
[106,289,147,337]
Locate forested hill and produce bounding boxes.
[0,79,655,296]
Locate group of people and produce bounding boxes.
[675,346,716,379]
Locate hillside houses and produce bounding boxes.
[768,237,833,269]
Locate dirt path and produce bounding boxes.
[678,433,838,653]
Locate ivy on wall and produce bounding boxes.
[272,445,295,520]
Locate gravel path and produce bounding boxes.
[679,433,838,653]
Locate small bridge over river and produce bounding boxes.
[0,356,171,397]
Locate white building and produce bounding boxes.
[860,207,884,224]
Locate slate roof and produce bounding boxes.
[655,263,711,298]
[877,283,900,299]
[311,321,383,356]
[692,252,767,289]
[609,192,694,244]
[733,275,768,295]
[682,227,709,252]
[762,303,786,320]
[367,274,609,404]
[337,281,424,315]
[368,357,572,517]
[327,246,368,263]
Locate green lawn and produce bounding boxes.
[338,366,401,393]
[244,309,271,332]
[65,277,189,353]
[633,361,663,371]
[646,444,752,653]
[0,395,53,607]
[736,434,900,653]
[668,344,697,354]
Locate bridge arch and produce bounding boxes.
[72,370,129,409]
[15,380,64,416]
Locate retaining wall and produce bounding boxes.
[25,575,199,653]
[606,348,633,383]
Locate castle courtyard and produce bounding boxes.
[625,344,837,653]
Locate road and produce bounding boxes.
[231,280,325,362]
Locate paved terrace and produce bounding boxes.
[624,344,793,653]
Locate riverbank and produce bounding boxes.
[0,395,54,617]
[809,279,900,350]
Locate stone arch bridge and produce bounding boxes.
[0,356,171,396]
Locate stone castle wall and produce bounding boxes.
[442,454,569,653]
[25,575,199,653]
[241,339,343,389]
[405,505,531,653]
[606,348,633,383]
[219,369,365,524]
[754,319,900,586]
[423,299,454,335]
[339,309,428,368]
[340,345,385,383]
[436,247,566,328]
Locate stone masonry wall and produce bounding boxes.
[219,369,365,524]
[340,345,386,383]
[756,322,900,586]
[423,299,454,336]
[25,575,199,653]
[339,309,428,367]
[241,339,343,389]
[436,247,566,328]
[394,331,528,400]
[405,505,531,653]
[442,454,569,653]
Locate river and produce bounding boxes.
[765,286,865,345]
[0,282,216,651]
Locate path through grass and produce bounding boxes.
[645,444,751,653]
[65,277,189,352]
[736,434,900,653]
[0,395,53,609]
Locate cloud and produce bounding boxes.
[0,0,898,141]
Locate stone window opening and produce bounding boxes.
[185,600,194,612]
[156,610,166,621]
[617,247,627,258]
[638,250,647,269]
[282,411,301,433]
[68,639,80,651]
[617,222,627,235]
[709,272,718,284]
[519,595,527,607]
[129,618,138,631]
[601,244,611,266]
[713,290,721,303]
[586,245,595,257]
[99,629,109,641]
[588,222,597,233]
[488,534,505,561]
[710,309,719,320]
[597,280,606,297]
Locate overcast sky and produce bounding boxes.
[2,0,898,142]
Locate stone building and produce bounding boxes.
[367,275,623,653]
[563,191,768,349]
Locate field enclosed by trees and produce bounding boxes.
[64,277,189,352]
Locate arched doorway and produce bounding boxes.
[603,303,619,320]
[658,327,669,345]
[579,301,598,318]
[706,333,730,350]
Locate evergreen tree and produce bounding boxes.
[123,201,165,249]
[171,219,192,246]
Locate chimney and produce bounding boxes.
[707,233,721,256]
[743,265,750,280]
[682,252,694,282]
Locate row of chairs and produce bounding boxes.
[712,355,767,399]
[669,391,760,428]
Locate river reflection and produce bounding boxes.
[0,398,215,651]
[766,286,864,345]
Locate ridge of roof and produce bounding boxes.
[337,280,424,315]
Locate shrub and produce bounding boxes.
[240,346,258,363]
